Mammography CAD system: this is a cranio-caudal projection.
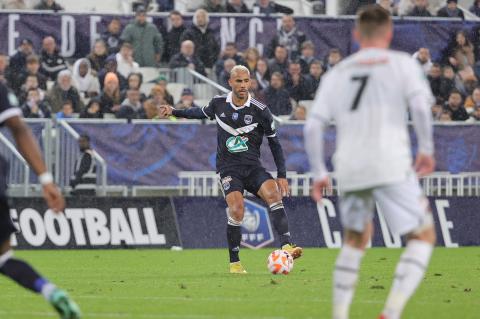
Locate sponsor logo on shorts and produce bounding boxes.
[221,176,233,191]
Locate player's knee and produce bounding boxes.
[409,226,436,245]
[263,188,282,204]
[344,227,371,250]
[228,202,244,222]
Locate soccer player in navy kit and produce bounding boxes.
[160,65,302,273]
[0,82,80,318]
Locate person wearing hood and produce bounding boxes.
[72,58,101,99]
[120,5,164,67]
[266,15,307,60]
[39,36,67,81]
[180,9,220,69]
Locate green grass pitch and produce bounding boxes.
[0,248,479,318]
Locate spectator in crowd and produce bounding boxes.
[100,72,122,114]
[21,88,52,118]
[470,0,480,17]
[437,0,464,19]
[55,100,74,119]
[180,9,220,70]
[9,39,34,79]
[149,84,169,107]
[285,60,310,102]
[439,110,452,122]
[305,59,323,99]
[202,0,225,12]
[88,39,109,73]
[117,88,145,120]
[2,0,27,9]
[116,42,140,79]
[252,0,294,15]
[169,40,206,76]
[215,42,245,78]
[80,98,103,119]
[268,45,289,75]
[255,58,270,90]
[249,77,263,99]
[70,134,97,196]
[39,36,67,81]
[465,86,480,111]
[445,89,469,121]
[46,70,83,113]
[121,5,164,67]
[143,98,161,119]
[378,0,394,14]
[163,10,186,63]
[261,71,292,116]
[0,54,9,85]
[413,47,432,74]
[72,58,101,99]
[299,41,316,74]
[15,55,47,95]
[102,18,123,55]
[97,55,127,91]
[18,74,44,105]
[219,58,237,88]
[428,63,442,98]
[175,88,199,110]
[325,48,342,70]
[290,104,306,121]
[431,100,443,120]
[440,65,457,100]
[151,75,174,105]
[406,0,432,17]
[122,72,146,102]
[226,0,251,13]
[444,30,475,72]
[156,0,175,11]
[243,47,260,73]
[34,0,63,11]
[267,15,307,60]
[469,105,480,121]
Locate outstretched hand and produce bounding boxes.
[159,105,173,118]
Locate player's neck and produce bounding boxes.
[359,39,390,50]
[232,95,248,107]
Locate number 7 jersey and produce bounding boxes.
[310,48,434,191]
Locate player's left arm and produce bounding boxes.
[262,108,289,197]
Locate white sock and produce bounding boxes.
[382,240,433,319]
[333,245,364,319]
[41,282,57,301]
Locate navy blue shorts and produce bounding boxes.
[219,165,273,197]
[0,197,16,244]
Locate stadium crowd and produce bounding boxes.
[0,0,479,122]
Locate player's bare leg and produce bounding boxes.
[332,223,373,319]
[0,239,80,318]
[257,179,302,259]
[225,191,247,274]
[380,226,436,319]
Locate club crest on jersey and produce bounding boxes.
[226,136,249,153]
[221,176,232,191]
[244,115,253,125]
[232,113,239,121]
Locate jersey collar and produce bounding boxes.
[226,92,251,111]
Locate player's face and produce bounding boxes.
[229,71,250,99]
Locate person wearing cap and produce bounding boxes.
[39,36,67,81]
[266,15,307,60]
[120,5,164,67]
[174,87,199,110]
[46,70,83,113]
[180,9,219,69]
[9,39,34,77]
[116,42,140,79]
[437,0,465,19]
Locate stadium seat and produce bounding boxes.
[166,83,186,104]
[139,67,160,83]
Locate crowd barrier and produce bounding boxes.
[10,196,478,249]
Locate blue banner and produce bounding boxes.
[69,122,480,186]
[0,12,474,61]
[173,196,480,249]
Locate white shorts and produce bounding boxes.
[339,173,432,236]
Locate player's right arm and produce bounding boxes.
[304,73,334,202]
[160,100,215,120]
[404,58,435,177]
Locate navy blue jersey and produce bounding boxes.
[0,82,21,124]
[173,92,286,177]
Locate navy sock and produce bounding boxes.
[0,258,48,294]
[269,202,292,247]
[227,223,242,263]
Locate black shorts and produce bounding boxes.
[219,165,273,197]
[0,197,16,244]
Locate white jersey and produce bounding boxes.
[308,48,434,191]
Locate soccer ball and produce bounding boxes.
[267,250,294,275]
